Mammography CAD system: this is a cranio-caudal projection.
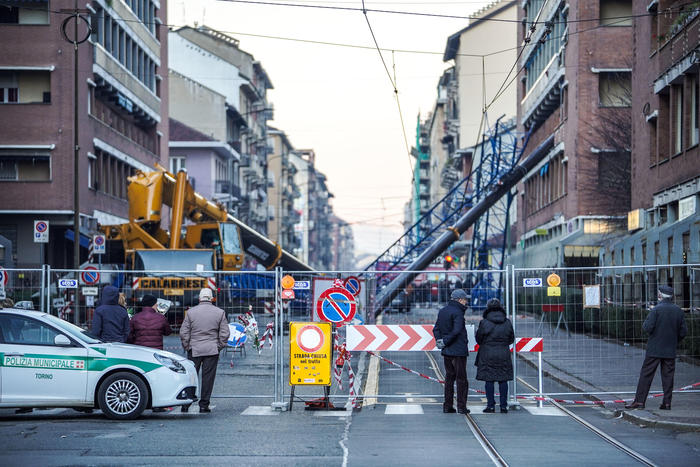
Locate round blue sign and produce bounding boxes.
[316,287,356,324]
[228,322,247,347]
[344,276,361,296]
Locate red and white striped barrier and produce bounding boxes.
[264,301,274,315]
[208,277,216,290]
[259,322,274,348]
[347,325,543,353]
[132,277,140,290]
[87,238,94,264]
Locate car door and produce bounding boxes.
[0,313,89,405]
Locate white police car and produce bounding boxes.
[0,309,198,420]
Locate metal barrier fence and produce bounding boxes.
[1,264,697,405]
[511,264,700,398]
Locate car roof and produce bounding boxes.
[0,308,47,318]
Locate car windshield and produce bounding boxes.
[44,314,102,344]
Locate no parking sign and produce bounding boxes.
[33,220,49,243]
[316,286,356,325]
[81,266,100,285]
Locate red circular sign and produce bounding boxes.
[296,325,325,353]
[344,276,361,296]
[35,221,48,233]
[81,266,100,285]
[0,267,7,287]
[316,287,356,324]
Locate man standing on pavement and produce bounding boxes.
[91,285,130,343]
[180,288,230,413]
[433,289,470,414]
[626,285,687,410]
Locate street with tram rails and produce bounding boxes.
[0,302,698,466]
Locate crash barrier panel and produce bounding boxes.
[0,267,44,312]
[511,264,700,397]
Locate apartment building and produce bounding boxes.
[510,0,633,268]
[267,127,301,253]
[0,0,168,267]
[169,26,273,237]
[598,1,700,307]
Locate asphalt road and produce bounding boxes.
[0,306,698,466]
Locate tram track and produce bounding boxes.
[426,351,509,467]
[516,377,658,467]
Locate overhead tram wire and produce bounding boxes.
[223,0,698,25]
[361,0,415,182]
[12,1,700,61]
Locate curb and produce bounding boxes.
[615,409,700,433]
[517,353,700,432]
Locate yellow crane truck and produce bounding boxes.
[100,165,311,326]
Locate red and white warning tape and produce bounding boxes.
[366,351,700,405]
[333,338,357,408]
[259,322,274,348]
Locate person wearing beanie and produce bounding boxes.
[626,285,687,410]
[179,288,230,413]
[127,294,171,350]
[475,298,515,413]
[433,288,471,414]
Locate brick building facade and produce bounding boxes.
[0,0,168,268]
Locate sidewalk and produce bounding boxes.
[514,315,700,432]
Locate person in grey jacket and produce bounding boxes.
[475,299,515,413]
[180,288,230,413]
[433,289,470,414]
[626,285,687,410]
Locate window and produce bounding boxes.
[599,72,631,107]
[0,315,60,346]
[0,2,48,24]
[600,0,632,27]
[170,156,186,174]
[691,75,699,146]
[673,84,683,154]
[0,155,50,181]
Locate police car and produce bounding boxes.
[0,309,198,420]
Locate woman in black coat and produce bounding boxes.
[475,298,515,413]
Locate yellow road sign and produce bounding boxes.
[289,322,332,386]
[547,286,561,297]
[547,273,561,287]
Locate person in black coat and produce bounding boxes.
[475,298,515,413]
[433,289,470,414]
[626,285,687,410]
[91,285,130,343]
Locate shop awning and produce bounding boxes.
[65,229,90,249]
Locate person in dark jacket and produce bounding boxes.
[475,298,515,413]
[91,285,130,343]
[433,289,470,414]
[128,294,171,350]
[626,285,687,410]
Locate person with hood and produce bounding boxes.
[91,285,130,343]
[433,289,470,414]
[475,298,515,413]
[625,285,687,410]
[128,294,171,350]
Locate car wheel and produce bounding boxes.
[97,372,148,420]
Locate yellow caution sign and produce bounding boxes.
[547,273,561,287]
[289,322,332,386]
[547,286,561,297]
[281,275,295,290]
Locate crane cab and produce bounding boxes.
[184,222,244,271]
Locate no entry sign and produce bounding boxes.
[316,287,356,324]
[81,266,100,285]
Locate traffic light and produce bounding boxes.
[444,255,454,269]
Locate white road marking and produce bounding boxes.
[241,406,279,415]
[384,404,424,415]
[523,406,567,416]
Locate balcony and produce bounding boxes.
[215,180,242,199]
[239,154,251,167]
[521,51,565,130]
[655,14,700,93]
